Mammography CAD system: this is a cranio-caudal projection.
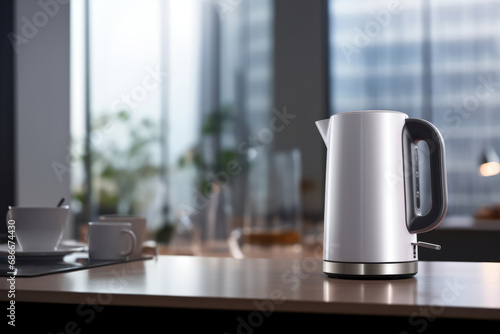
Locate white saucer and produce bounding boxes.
[0,244,87,260]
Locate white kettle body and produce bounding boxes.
[316,110,447,279]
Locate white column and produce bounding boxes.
[14,0,72,235]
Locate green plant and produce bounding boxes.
[90,110,163,214]
[177,105,244,195]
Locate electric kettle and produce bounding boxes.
[316,110,448,279]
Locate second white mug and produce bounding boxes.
[99,215,146,259]
[88,222,137,261]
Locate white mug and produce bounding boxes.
[6,206,69,252]
[99,215,146,259]
[88,222,137,261]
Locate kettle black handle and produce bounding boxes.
[403,118,448,234]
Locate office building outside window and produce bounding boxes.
[328,0,500,215]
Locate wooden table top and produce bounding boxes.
[1,256,499,320]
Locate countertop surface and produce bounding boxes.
[1,256,500,320]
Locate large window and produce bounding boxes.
[71,0,275,243]
[329,0,500,216]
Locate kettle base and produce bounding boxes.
[323,260,417,280]
[325,272,416,280]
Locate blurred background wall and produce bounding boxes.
[3,0,500,246]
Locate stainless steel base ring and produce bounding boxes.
[323,261,418,279]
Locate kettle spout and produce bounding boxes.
[315,119,330,147]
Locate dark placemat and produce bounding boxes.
[0,252,153,277]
